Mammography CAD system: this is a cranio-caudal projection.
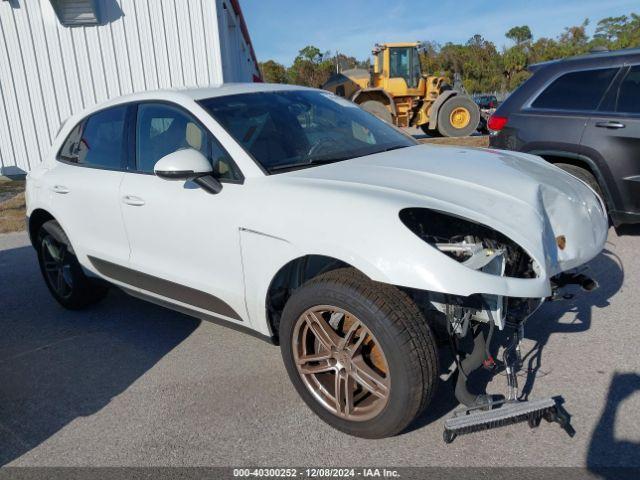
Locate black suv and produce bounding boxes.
[489,48,640,226]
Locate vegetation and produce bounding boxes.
[0,180,26,234]
[259,13,640,93]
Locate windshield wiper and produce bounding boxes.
[269,156,352,173]
[268,145,410,173]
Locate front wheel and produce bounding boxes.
[36,220,108,309]
[280,268,439,438]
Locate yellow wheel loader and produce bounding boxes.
[323,42,480,137]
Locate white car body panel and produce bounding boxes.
[118,175,249,325]
[25,84,608,339]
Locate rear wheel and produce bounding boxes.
[280,268,438,438]
[36,220,108,309]
[359,100,393,125]
[436,96,480,137]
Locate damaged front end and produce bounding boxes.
[400,208,597,442]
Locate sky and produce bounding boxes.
[241,0,639,66]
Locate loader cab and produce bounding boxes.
[373,43,425,96]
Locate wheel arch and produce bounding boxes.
[28,208,55,247]
[426,90,458,130]
[265,254,360,343]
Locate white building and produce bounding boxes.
[0,0,261,175]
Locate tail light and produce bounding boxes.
[488,114,508,131]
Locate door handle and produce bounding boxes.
[122,195,145,206]
[51,185,70,194]
[595,121,625,129]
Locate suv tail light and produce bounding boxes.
[488,115,508,131]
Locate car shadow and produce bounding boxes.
[406,247,624,434]
[587,372,640,478]
[518,248,623,401]
[614,224,640,237]
[0,244,200,466]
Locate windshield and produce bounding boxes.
[198,90,416,174]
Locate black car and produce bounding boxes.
[489,48,640,226]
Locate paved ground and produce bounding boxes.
[1,229,639,468]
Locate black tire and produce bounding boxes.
[36,220,108,310]
[554,163,603,199]
[528,416,541,429]
[359,100,393,125]
[436,96,480,137]
[280,268,439,438]
[419,125,443,138]
[477,115,489,134]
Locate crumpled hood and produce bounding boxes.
[283,144,608,275]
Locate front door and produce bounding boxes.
[118,102,248,324]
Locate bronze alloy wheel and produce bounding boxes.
[292,305,390,421]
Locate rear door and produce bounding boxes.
[44,105,131,265]
[581,64,640,217]
[516,67,619,152]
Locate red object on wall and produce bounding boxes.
[229,0,262,81]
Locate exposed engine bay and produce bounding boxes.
[400,207,594,442]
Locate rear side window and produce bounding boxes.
[532,68,618,111]
[58,106,128,169]
[616,65,640,114]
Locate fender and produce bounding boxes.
[238,227,404,337]
[427,90,457,130]
[351,88,397,116]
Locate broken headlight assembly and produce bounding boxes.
[400,208,580,442]
[399,207,538,279]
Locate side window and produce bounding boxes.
[58,106,127,168]
[135,103,242,181]
[58,122,83,162]
[532,68,618,111]
[616,65,640,114]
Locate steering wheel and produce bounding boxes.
[306,137,337,158]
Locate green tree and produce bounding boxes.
[288,45,334,87]
[418,40,443,75]
[503,45,529,90]
[556,19,590,56]
[277,11,640,94]
[259,60,288,84]
[595,14,640,49]
[506,25,533,45]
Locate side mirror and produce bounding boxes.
[154,149,222,194]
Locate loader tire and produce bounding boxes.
[436,96,480,137]
[360,100,393,125]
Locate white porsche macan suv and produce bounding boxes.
[26,84,608,439]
